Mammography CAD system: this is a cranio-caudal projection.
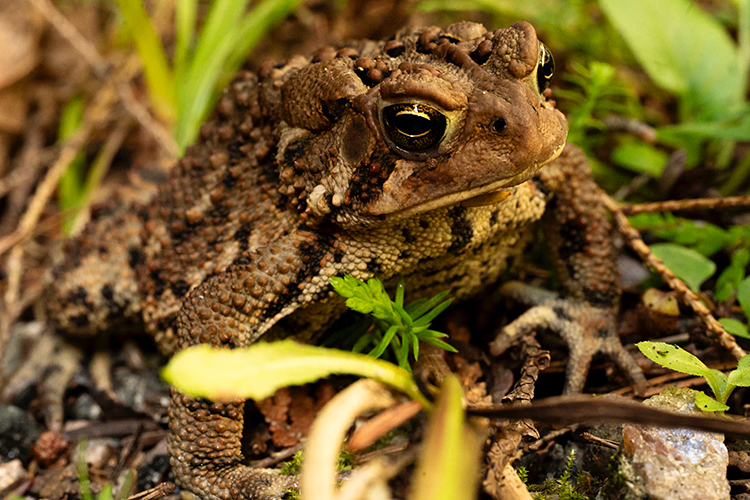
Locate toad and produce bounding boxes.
[49,21,646,499]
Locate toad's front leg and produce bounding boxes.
[168,229,340,500]
[492,145,646,395]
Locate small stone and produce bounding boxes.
[0,459,26,490]
[614,387,729,500]
[0,404,40,464]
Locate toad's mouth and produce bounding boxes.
[380,143,565,221]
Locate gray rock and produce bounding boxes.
[0,404,40,464]
[613,387,729,500]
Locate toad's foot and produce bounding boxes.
[490,281,646,395]
[169,390,299,500]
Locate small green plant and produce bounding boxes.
[280,450,304,475]
[76,440,134,500]
[279,449,355,476]
[329,275,456,370]
[554,61,632,151]
[115,0,304,151]
[637,342,750,412]
[516,466,529,484]
[527,449,589,500]
[627,213,750,338]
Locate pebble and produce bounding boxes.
[614,387,729,500]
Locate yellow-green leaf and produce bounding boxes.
[162,340,429,406]
[636,342,711,378]
[410,375,482,500]
[695,391,729,412]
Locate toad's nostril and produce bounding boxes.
[492,117,507,134]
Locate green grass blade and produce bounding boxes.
[412,298,454,328]
[175,0,304,150]
[411,375,482,500]
[77,440,94,500]
[114,0,175,123]
[175,24,243,150]
[371,325,399,358]
[407,289,452,320]
[225,0,306,74]
[422,337,457,353]
[174,0,198,80]
[396,276,405,308]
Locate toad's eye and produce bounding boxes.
[381,103,447,152]
[536,42,555,93]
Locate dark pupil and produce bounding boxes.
[395,112,431,137]
[382,104,446,152]
[537,44,555,92]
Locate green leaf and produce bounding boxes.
[658,114,750,141]
[728,363,750,387]
[739,354,750,371]
[695,391,729,412]
[408,289,452,320]
[175,0,304,150]
[715,248,749,301]
[738,276,750,319]
[422,337,458,353]
[719,318,750,339]
[599,0,744,119]
[708,368,729,402]
[57,96,87,233]
[636,342,711,378]
[411,375,482,500]
[162,340,429,406]
[611,142,669,177]
[330,276,355,297]
[114,0,175,123]
[628,213,731,257]
[396,277,405,308]
[345,297,373,314]
[174,0,197,80]
[371,325,399,359]
[412,298,454,327]
[650,243,716,291]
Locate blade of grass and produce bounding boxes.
[736,0,750,86]
[114,0,175,123]
[174,0,198,81]
[175,0,252,149]
[175,0,304,149]
[407,289,451,320]
[225,0,305,71]
[57,96,86,208]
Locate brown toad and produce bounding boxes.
[49,21,645,499]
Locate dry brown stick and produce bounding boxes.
[621,195,750,215]
[117,71,179,157]
[29,0,177,156]
[26,0,109,75]
[0,73,121,378]
[602,192,746,360]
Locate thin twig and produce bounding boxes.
[125,482,175,500]
[28,0,177,156]
[621,195,750,215]
[603,192,746,360]
[26,0,109,76]
[117,72,179,157]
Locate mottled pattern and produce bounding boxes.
[48,21,643,500]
